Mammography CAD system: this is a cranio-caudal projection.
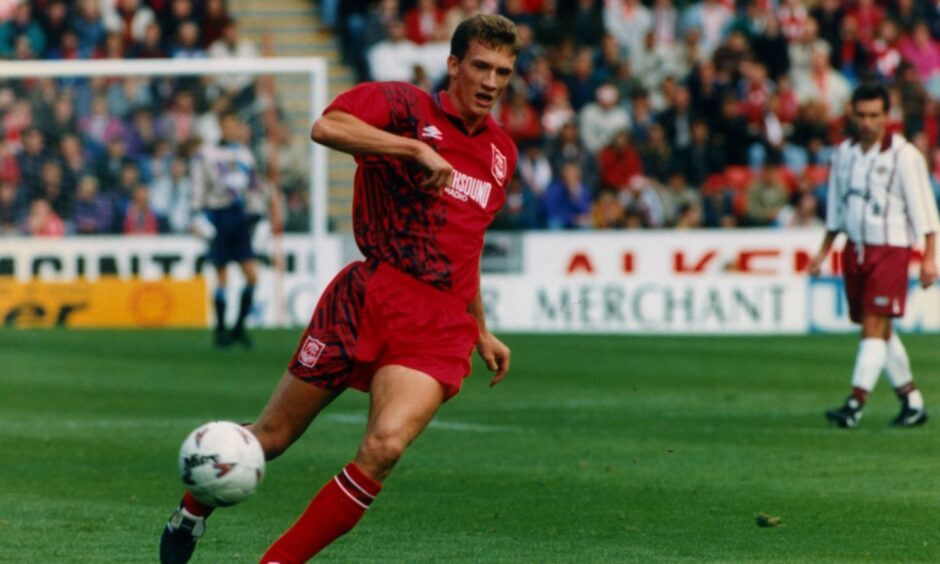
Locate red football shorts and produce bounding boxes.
[842,242,912,323]
[288,260,479,400]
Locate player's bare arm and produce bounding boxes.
[468,285,510,386]
[311,110,453,191]
[808,230,839,277]
[921,232,937,288]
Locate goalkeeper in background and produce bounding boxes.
[191,111,277,348]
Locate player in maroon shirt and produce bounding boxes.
[160,14,520,563]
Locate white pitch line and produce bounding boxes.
[322,413,521,433]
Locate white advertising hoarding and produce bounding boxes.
[2,230,938,332]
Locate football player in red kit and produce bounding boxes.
[160,14,520,563]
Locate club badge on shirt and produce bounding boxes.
[298,336,327,367]
[491,143,507,186]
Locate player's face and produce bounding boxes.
[447,40,515,123]
[853,98,888,146]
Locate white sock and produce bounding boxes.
[885,333,924,409]
[884,333,913,388]
[851,338,887,395]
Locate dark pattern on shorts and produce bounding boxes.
[289,261,375,389]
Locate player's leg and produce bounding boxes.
[230,258,258,347]
[260,365,446,563]
[827,313,890,428]
[884,329,928,426]
[161,372,342,564]
[212,264,229,347]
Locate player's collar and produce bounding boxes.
[433,90,494,137]
[852,132,894,154]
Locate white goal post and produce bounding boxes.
[0,57,330,242]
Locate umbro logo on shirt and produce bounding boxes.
[421,125,443,141]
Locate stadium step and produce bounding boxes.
[230,0,357,233]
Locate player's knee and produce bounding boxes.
[358,431,407,470]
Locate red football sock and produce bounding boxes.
[182,490,215,518]
[260,462,382,563]
[851,386,868,404]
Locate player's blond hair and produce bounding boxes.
[450,14,520,61]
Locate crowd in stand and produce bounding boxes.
[6,0,940,237]
[0,0,311,237]
[330,0,940,230]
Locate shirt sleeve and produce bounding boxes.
[898,144,940,237]
[824,148,843,232]
[323,82,394,129]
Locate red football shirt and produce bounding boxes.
[324,82,517,305]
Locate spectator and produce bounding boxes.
[171,19,206,59]
[791,42,851,123]
[547,119,596,188]
[150,155,191,233]
[104,0,156,48]
[674,201,703,229]
[405,0,445,45]
[25,198,66,237]
[660,171,702,227]
[604,0,651,68]
[79,94,125,151]
[543,160,593,230]
[870,19,902,82]
[674,118,725,187]
[0,3,47,59]
[517,142,552,200]
[59,134,90,189]
[208,19,259,107]
[579,83,630,154]
[16,128,49,197]
[597,129,642,191]
[811,0,844,51]
[160,0,195,50]
[0,181,26,234]
[367,19,421,83]
[777,191,823,229]
[639,123,673,183]
[651,0,678,47]
[745,163,789,227]
[750,14,790,81]
[201,0,231,49]
[899,22,940,84]
[94,137,130,195]
[133,21,165,58]
[592,188,626,229]
[499,89,542,146]
[628,89,655,144]
[37,159,71,218]
[123,184,159,234]
[72,0,108,55]
[491,174,540,230]
[832,13,869,86]
[562,47,600,112]
[680,0,733,59]
[539,85,575,139]
[73,175,115,234]
[39,0,71,54]
[846,0,885,51]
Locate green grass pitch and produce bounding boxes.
[2,330,939,562]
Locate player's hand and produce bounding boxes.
[920,259,938,289]
[477,331,510,387]
[414,143,454,194]
[807,254,825,277]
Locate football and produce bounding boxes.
[178,421,266,507]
